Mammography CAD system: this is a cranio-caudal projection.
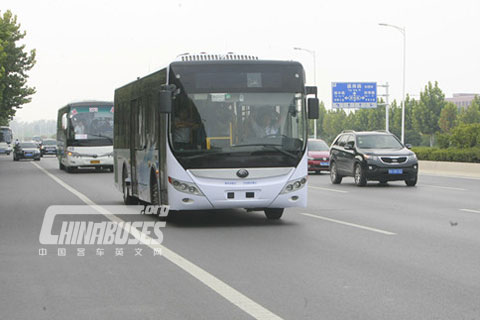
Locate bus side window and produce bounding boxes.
[62,113,68,130]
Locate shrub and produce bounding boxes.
[411,147,480,163]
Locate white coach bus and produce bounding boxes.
[114,53,318,219]
[57,101,114,172]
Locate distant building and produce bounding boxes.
[446,93,479,109]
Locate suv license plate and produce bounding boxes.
[388,169,403,174]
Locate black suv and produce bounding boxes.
[329,131,418,186]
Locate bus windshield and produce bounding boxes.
[170,91,307,169]
[0,127,12,144]
[68,106,113,146]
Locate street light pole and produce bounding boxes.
[379,23,406,143]
[294,47,317,139]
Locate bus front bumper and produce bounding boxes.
[65,154,114,167]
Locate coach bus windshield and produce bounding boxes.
[168,63,307,169]
[67,106,113,146]
[0,127,12,144]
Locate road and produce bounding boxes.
[1,155,480,320]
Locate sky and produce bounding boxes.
[3,0,480,122]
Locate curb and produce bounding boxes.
[419,160,480,179]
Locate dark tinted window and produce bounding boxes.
[357,134,403,149]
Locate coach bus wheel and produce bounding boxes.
[122,169,137,205]
[264,208,284,220]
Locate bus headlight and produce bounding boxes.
[168,177,204,196]
[281,176,307,194]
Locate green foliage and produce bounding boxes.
[448,123,480,148]
[322,109,348,143]
[457,95,480,125]
[413,81,445,146]
[0,10,36,123]
[412,147,480,163]
[438,102,457,133]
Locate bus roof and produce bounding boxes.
[62,100,113,108]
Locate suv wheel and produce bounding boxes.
[405,176,417,187]
[330,162,342,184]
[354,164,367,186]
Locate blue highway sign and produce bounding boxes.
[332,82,377,109]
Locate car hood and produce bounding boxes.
[20,148,39,152]
[360,148,413,156]
[308,151,330,158]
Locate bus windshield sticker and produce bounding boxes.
[247,73,262,88]
[75,134,88,140]
[210,94,225,102]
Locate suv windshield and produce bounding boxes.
[42,140,56,145]
[357,134,404,149]
[308,140,329,151]
[19,143,37,148]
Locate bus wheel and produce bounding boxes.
[59,162,65,170]
[150,173,167,221]
[264,208,284,220]
[122,169,137,205]
[66,166,76,173]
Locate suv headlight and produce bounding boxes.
[168,177,204,196]
[281,176,307,194]
[364,154,379,161]
[408,153,417,161]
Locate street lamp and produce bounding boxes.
[378,23,406,143]
[294,47,317,139]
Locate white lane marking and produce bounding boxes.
[308,185,349,193]
[421,184,467,191]
[460,209,480,214]
[300,212,396,236]
[32,162,283,320]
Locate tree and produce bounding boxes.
[438,102,458,133]
[322,109,347,143]
[457,95,480,125]
[413,81,445,146]
[0,10,36,123]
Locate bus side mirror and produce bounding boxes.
[158,90,172,113]
[308,98,319,119]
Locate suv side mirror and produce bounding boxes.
[405,144,412,149]
[158,89,172,113]
[308,98,319,119]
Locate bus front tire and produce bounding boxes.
[264,208,284,220]
[123,169,137,205]
[66,166,76,173]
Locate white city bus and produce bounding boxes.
[114,54,318,219]
[0,126,13,155]
[57,101,114,172]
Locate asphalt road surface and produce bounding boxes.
[1,155,480,320]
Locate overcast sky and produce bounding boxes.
[3,0,480,122]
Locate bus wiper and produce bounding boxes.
[179,151,226,160]
[88,134,113,143]
[232,143,282,148]
[261,145,298,160]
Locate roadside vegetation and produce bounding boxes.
[312,82,480,162]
